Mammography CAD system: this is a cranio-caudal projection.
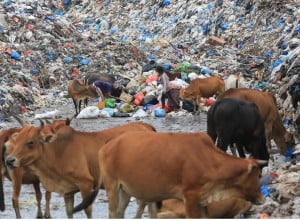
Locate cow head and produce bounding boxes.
[4,118,71,168]
[179,88,196,101]
[240,159,266,205]
[213,159,266,207]
[284,131,295,148]
[40,118,72,143]
[68,79,98,99]
[4,125,44,168]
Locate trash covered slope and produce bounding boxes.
[0,0,299,121]
[0,1,300,219]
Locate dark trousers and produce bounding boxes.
[161,89,180,109]
[161,92,168,108]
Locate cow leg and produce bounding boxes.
[10,168,23,219]
[195,96,202,114]
[116,189,130,218]
[184,193,207,218]
[44,191,51,218]
[0,171,4,211]
[147,202,158,218]
[216,137,230,153]
[72,99,78,115]
[32,182,43,218]
[78,100,82,113]
[235,144,246,158]
[229,144,238,157]
[64,193,74,218]
[192,99,199,114]
[106,183,119,218]
[135,200,146,218]
[84,98,89,108]
[135,201,158,218]
[264,125,272,153]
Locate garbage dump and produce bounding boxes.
[0,0,300,218]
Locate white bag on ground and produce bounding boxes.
[34,109,60,119]
[77,106,100,119]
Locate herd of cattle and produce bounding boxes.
[0,73,300,218]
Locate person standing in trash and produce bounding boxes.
[156,65,180,112]
[93,80,121,102]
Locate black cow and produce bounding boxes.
[288,78,300,110]
[295,114,300,139]
[207,98,269,162]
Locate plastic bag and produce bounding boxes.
[154,108,166,117]
[34,109,60,119]
[132,109,147,118]
[105,98,116,108]
[77,106,100,119]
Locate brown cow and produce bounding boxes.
[74,131,265,218]
[219,88,295,155]
[0,118,70,218]
[67,79,98,116]
[156,198,251,218]
[136,197,251,218]
[179,76,225,112]
[4,121,156,218]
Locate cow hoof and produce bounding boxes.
[36,214,43,219]
[44,214,51,219]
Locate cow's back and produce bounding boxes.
[99,131,263,204]
[83,73,115,85]
[207,98,269,161]
[99,132,214,199]
[219,88,276,122]
[190,77,224,97]
[219,88,290,154]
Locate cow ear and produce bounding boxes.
[11,132,19,141]
[41,134,57,143]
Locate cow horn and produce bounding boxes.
[13,115,26,127]
[37,118,45,128]
[66,116,74,126]
[45,119,53,124]
[256,160,268,166]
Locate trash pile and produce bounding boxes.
[0,0,300,218]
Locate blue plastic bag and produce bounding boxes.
[11,51,20,60]
[154,108,166,117]
[63,57,73,63]
[30,68,39,75]
[80,58,89,65]
[260,185,270,197]
[162,0,170,6]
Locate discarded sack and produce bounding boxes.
[77,106,100,119]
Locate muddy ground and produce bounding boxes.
[1,103,206,219]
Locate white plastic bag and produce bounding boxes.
[132,109,147,118]
[34,109,60,119]
[76,106,100,119]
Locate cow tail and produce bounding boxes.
[0,177,4,211]
[73,189,99,214]
[0,144,6,211]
